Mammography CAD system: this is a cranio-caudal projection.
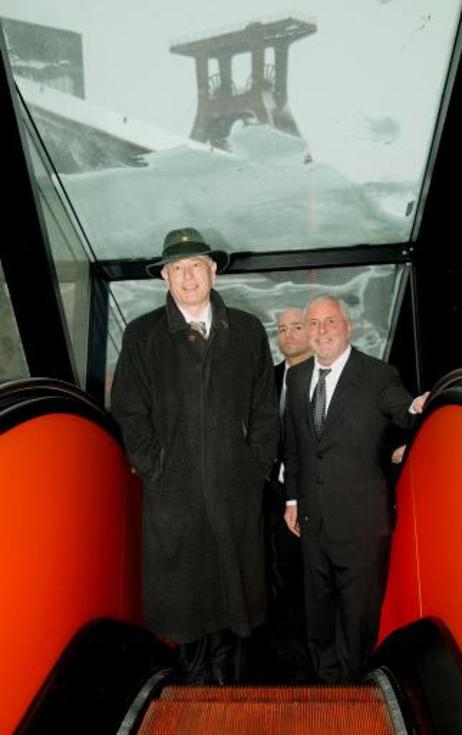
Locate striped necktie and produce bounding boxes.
[311,368,331,438]
[190,320,207,339]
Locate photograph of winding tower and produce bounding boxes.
[170,16,317,148]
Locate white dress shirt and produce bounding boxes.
[286,346,351,507]
[309,345,352,411]
[179,303,212,337]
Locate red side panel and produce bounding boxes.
[0,413,142,734]
[379,405,462,649]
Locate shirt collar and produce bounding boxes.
[178,302,212,334]
[314,344,351,374]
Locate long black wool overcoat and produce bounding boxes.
[111,289,279,643]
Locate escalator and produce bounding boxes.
[0,379,145,734]
[1,376,462,734]
[125,615,460,735]
[138,683,398,735]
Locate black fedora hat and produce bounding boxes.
[146,227,229,277]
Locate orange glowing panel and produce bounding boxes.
[0,413,142,734]
[379,404,462,649]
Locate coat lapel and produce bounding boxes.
[322,348,361,436]
[274,361,285,398]
[293,358,315,434]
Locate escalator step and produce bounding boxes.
[138,686,395,734]
[160,684,381,702]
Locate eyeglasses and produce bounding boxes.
[306,317,346,331]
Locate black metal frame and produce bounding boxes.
[86,268,110,404]
[412,15,462,388]
[0,24,77,384]
[99,242,415,281]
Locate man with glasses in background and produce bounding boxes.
[283,295,428,683]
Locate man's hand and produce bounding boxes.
[411,391,430,414]
[284,504,300,537]
[391,445,406,465]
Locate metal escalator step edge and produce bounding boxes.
[138,697,395,735]
[159,683,384,702]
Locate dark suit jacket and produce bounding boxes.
[272,361,286,481]
[284,347,416,540]
[274,360,285,398]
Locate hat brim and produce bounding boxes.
[146,246,229,277]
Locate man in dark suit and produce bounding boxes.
[256,309,312,680]
[284,295,428,683]
[270,308,312,597]
[275,308,313,408]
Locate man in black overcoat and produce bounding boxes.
[284,295,428,683]
[111,227,279,684]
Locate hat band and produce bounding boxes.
[163,242,210,260]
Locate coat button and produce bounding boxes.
[304,515,309,522]
[316,477,324,484]
[316,452,323,459]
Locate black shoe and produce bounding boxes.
[209,630,246,685]
[178,637,211,684]
[182,668,212,685]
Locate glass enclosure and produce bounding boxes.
[109,262,408,374]
[21,111,94,386]
[0,0,459,392]
[0,1,459,259]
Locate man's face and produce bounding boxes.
[161,256,216,312]
[306,298,352,366]
[278,309,312,361]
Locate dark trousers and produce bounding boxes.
[178,629,246,684]
[301,524,391,683]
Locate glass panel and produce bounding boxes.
[0,2,459,258]
[0,263,29,383]
[21,110,92,386]
[105,292,127,407]
[108,263,407,383]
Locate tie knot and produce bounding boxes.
[318,368,331,382]
[190,320,207,338]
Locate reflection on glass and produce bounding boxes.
[0,264,29,382]
[23,120,92,386]
[109,263,407,380]
[0,1,459,258]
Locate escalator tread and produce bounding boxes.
[138,684,395,734]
